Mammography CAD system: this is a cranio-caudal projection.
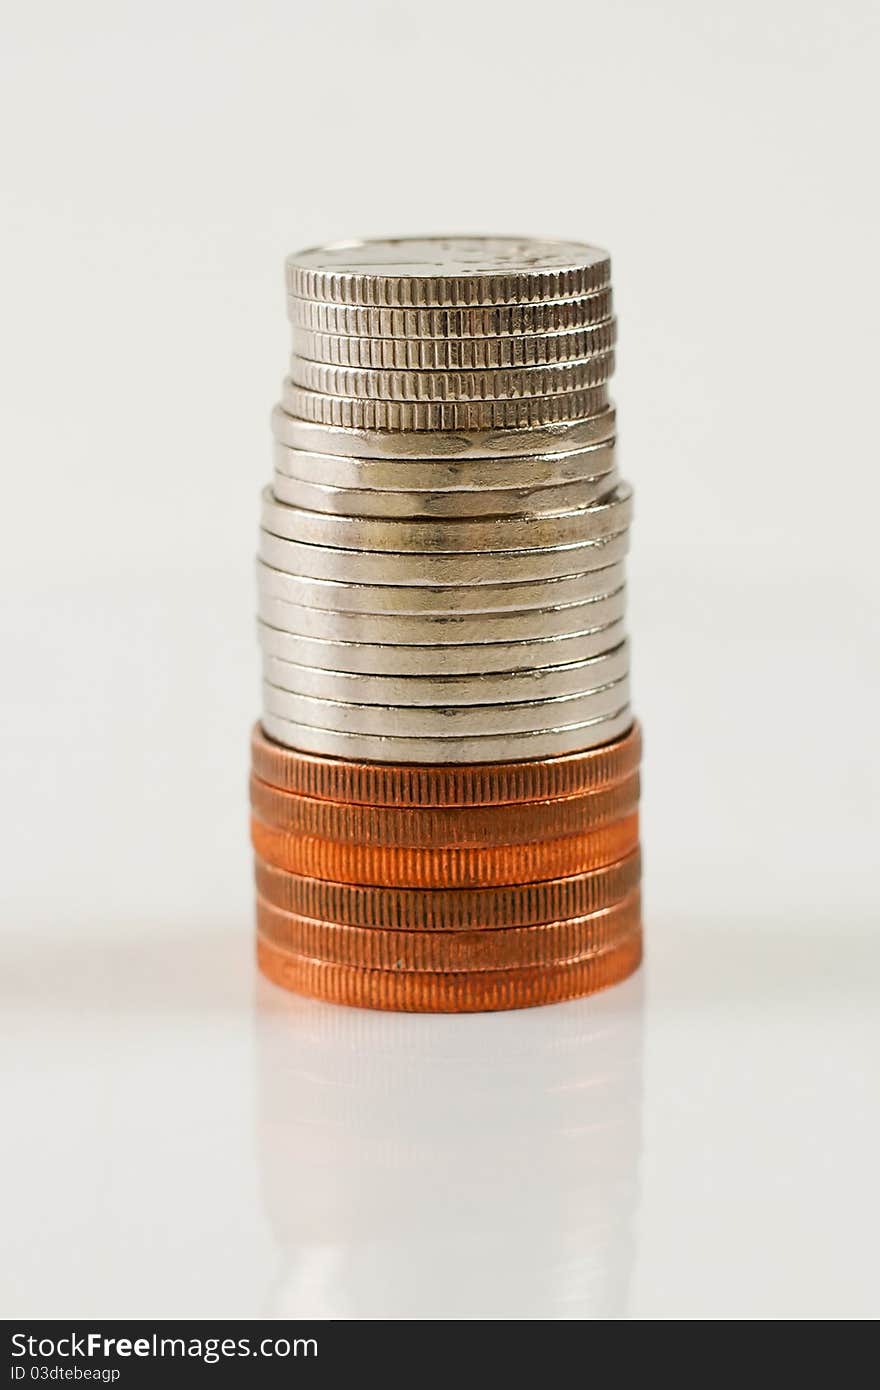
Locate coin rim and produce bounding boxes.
[258,703,634,762]
[260,481,633,553]
[291,318,617,369]
[249,769,640,846]
[262,672,630,737]
[270,403,617,459]
[260,640,629,707]
[256,929,642,1011]
[290,353,615,402]
[250,719,640,805]
[255,889,641,971]
[252,849,641,926]
[256,557,626,616]
[281,381,611,430]
[286,289,615,338]
[257,526,630,586]
[271,435,618,491]
[285,236,611,307]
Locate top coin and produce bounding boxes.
[286,236,611,307]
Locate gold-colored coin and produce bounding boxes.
[291,319,616,369]
[253,850,641,929]
[257,930,642,1012]
[250,811,640,887]
[250,720,641,805]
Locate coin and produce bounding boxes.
[291,320,616,369]
[291,354,615,402]
[260,641,629,707]
[256,930,642,1012]
[257,587,626,645]
[261,483,632,553]
[285,236,611,307]
[256,558,626,616]
[262,674,630,737]
[272,437,618,493]
[258,703,633,762]
[257,621,629,677]
[270,402,617,459]
[286,289,615,338]
[257,527,630,587]
[249,769,640,846]
[251,809,640,885]
[250,720,641,805]
[253,848,641,926]
[256,889,641,971]
[280,381,611,430]
[269,464,617,519]
[253,235,641,1010]
[270,469,620,519]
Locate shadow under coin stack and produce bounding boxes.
[252,236,643,1012]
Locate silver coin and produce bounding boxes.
[272,437,617,493]
[257,619,628,676]
[257,586,626,644]
[260,705,634,764]
[290,354,615,402]
[270,403,617,459]
[256,558,626,616]
[260,484,632,554]
[291,320,616,369]
[270,467,619,519]
[262,641,629,707]
[280,379,611,431]
[285,236,610,307]
[257,526,630,585]
[286,290,615,339]
[262,673,630,736]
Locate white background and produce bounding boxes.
[2,0,878,1318]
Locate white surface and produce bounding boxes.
[2,0,879,1320]
[1,568,877,1320]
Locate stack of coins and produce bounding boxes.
[252,237,643,1012]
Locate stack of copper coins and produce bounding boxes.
[251,236,643,1012]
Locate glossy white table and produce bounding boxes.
[2,564,877,1319]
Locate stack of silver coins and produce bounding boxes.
[258,236,633,765]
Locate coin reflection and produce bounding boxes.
[255,975,643,1319]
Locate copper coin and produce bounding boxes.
[253,850,641,929]
[249,771,639,847]
[250,812,640,887]
[256,930,643,1012]
[256,889,640,971]
[250,720,641,805]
